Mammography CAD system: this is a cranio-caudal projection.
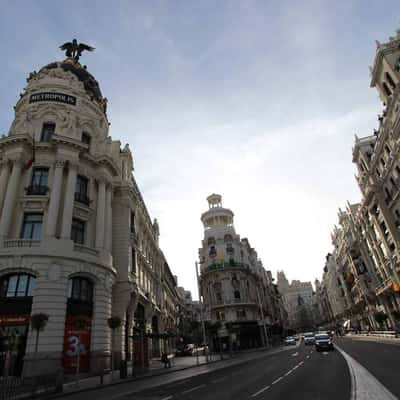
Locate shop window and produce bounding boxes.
[75,175,90,205]
[40,123,55,142]
[71,219,85,244]
[21,213,43,240]
[27,168,49,195]
[68,277,93,302]
[0,273,36,298]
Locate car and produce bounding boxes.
[314,333,334,351]
[284,336,296,346]
[303,332,315,345]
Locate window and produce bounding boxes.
[208,237,216,246]
[21,213,43,240]
[209,246,217,258]
[68,277,93,302]
[40,123,55,142]
[82,132,91,148]
[75,175,90,205]
[27,167,49,195]
[131,248,136,273]
[216,292,222,301]
[224,234,233,243]
[0,274,36,298]
[236,309,246,319]
[234,290,241,299]
[71,219,85,244]
[385,72,396,89]
[382,82,392,97]
[130,212,136,234]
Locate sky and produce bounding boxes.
[0,1,398,298]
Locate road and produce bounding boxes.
[57,336,400,400]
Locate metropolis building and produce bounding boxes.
[0,44,180,377]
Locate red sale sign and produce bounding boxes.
[63,315,92,373]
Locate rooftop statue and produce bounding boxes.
[59,39,95,62]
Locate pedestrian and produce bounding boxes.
[161,352,171,369]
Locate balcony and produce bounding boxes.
[73,244,99,257]
[210,298,257,309]
[74,192,91,206]
[205,261,249,273]
[3,239,41,248]
[375,278,393,296]
[25,185,49,196]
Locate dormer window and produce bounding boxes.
[41,123,55,142]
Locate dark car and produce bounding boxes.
[315,333,334,351]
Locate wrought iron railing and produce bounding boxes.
[3,239,41,248]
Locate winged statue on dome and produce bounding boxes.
[59,39,95,62]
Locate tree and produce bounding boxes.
[30,313,49,356]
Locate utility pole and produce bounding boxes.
[195,261,209,362]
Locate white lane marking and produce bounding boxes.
[306,355,310,359]
[291,352,299,357]
[292,365,299,370]
[299,361,304,366]
[212,376,228,383]
[284,370,292,376]
[251,385,271,397]
[310,351,313,354]
[181,384,206,395]
[323,352,328,355]
[336,344,397,400]
[161,397,173,400]
[272,377,284,385]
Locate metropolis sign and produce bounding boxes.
[29,92,76,105]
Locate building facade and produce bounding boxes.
[0,47,180,377]
[317,30,400,332]
[276,271,315,331]
[198,194,286,350]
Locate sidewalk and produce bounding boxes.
[344,333,400,345]
[60,346,289,397]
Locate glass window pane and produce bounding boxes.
[22,222,32,239]
[16,275,28,296]
[6,276,18,297]
[27,276,36,296]
[31,222,42,240]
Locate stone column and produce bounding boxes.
[96,179,107,249]
[0,159,23,239]
[45,160,65,237]
[105,184,113,252]
[60,162,78,239]
[0,159,11,215]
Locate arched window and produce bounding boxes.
[234,290,241,299]
[0,273,36,298]
[68,277,93,302]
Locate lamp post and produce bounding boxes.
[195,260,209,362]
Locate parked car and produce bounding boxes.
[315,333,334,351]
[284,336,296,346]
[303,332,315,345]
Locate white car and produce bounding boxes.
[284,336,296,346]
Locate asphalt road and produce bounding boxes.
[113,343,350,400]
[336,336,400,399]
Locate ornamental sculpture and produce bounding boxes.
[59,39,95,62]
